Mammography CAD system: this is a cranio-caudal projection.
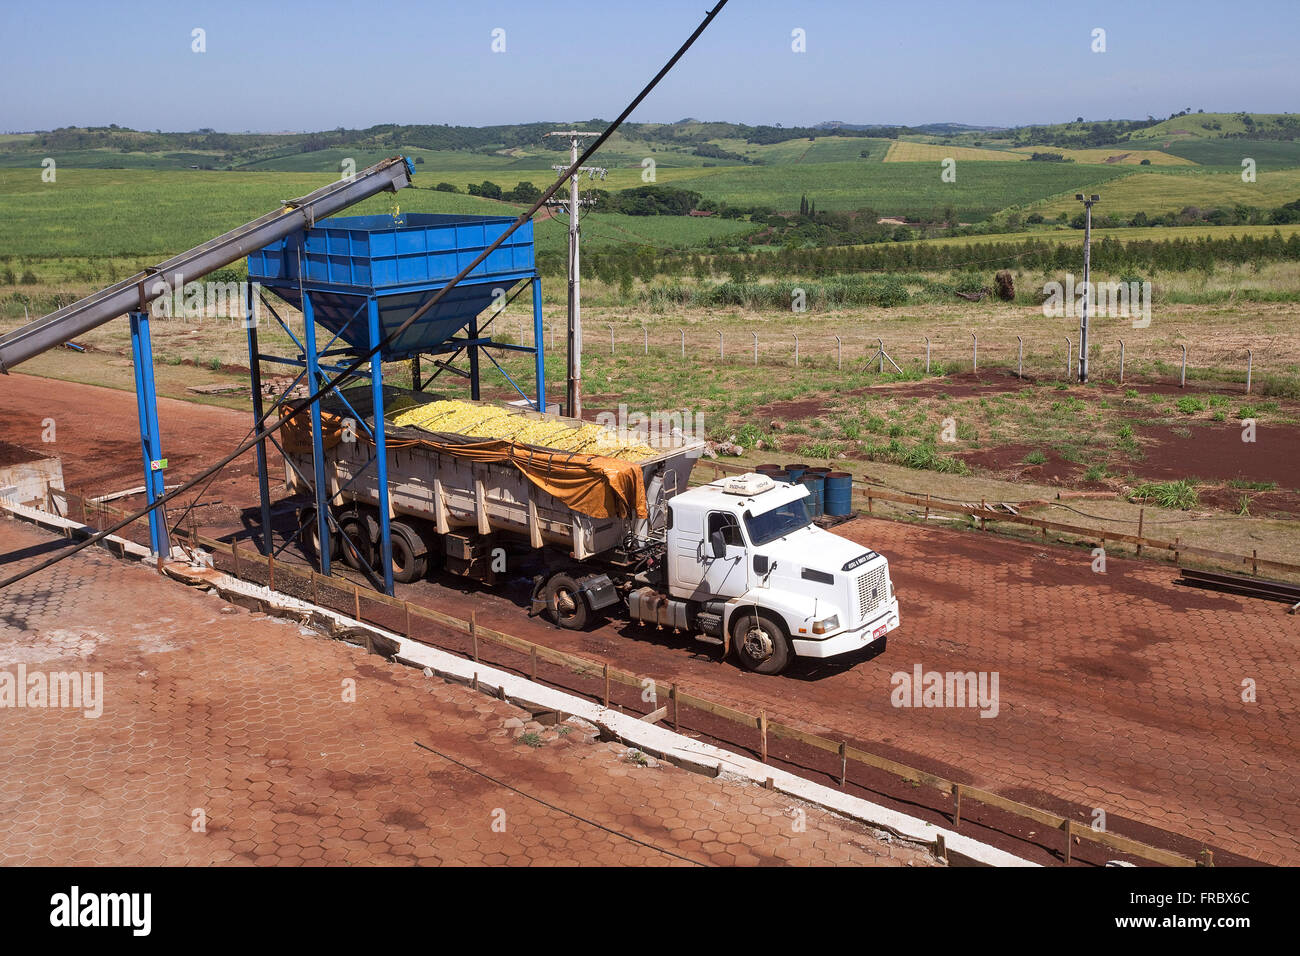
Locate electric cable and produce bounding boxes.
[0,1,731,591]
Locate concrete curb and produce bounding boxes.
[3,500,1037,867]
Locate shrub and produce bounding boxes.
[1129,479,1198,510]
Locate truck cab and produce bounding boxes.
[663,473,900,673]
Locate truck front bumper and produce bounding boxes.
[790,599,900,659]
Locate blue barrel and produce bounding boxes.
[755,463,783,474]
[824,471,853,516]
[767,470,790,483]
[784,463,809,483]
[808,466,831,479]
[800,474,825,517]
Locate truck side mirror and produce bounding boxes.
[753,554,769,574]
[709,530,726,559]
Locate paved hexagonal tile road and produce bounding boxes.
[0,519,933,867]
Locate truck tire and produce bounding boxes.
[545,573,589,630]
[730,610,792,675]
[300,507,337,564]
[386,520,428,584]
[337,511,374,571]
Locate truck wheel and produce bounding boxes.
[546,573,589,630]
[300,508,337,564]
[730,610,792,675]
[386,521,428,584]
[337,511,374,571]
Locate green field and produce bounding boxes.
[1029,166,1300,218]
[892,222,1300,249]
[0,168,753,269]
[670,159,1130,217]
[1149,139,1300,170]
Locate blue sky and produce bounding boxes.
[2,0,1297,132]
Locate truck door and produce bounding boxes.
[685,510,746,600]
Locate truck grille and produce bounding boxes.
[857,566,888,620]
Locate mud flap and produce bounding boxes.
[578,574,619,611]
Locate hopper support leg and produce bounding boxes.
[128,310,168,558]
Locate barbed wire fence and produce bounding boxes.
[516,320,1268,394]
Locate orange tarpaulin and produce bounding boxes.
[280,408,647,520]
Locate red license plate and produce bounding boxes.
[873,624,888,639]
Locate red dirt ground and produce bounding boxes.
[1136,424,1300,487]
[0,518,928,867]
[1,373,1295,865]
[958,443,1085,483]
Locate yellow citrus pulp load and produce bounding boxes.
[390,399,657,461]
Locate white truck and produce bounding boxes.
[286,388,900,675]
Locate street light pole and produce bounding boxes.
[1075,193,1100,383]
[545,130,602,419]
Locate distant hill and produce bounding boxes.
[2,112,1295,174]
[819,121,1004,135]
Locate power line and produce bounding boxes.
[0,1,732,592]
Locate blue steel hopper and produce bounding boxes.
[247,213,538,359]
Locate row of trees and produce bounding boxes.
[545,231,1300,284]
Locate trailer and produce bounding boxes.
[282,387,900,675]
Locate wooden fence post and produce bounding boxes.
[603,662,610,708]
[759,710,768,763]
[471,610,479,662]
[953,783,963,828]
[671,684,679,731]
[839,742,848,788]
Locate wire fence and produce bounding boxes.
[510,321,1271,393]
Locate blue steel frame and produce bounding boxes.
[243,268,547,597]
[128,311,168,557]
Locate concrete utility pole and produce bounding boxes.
[545,130,604,419]
[1075,193,1100,383]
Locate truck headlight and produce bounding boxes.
[811,615,839,635]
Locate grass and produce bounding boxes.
[0,167,751,262]
[1129,479,1200,510]
[1023,450,1048,465]
[1029,166,1300,219]
[1228,479,1278,491]
[669,159,1130,218]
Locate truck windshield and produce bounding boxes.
[744,499,811,545]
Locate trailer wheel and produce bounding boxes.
[546,573,589,630]
[300,508,337,564]
[384,521,428,584]
[337,511,374,571]
[730,610,792,675]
